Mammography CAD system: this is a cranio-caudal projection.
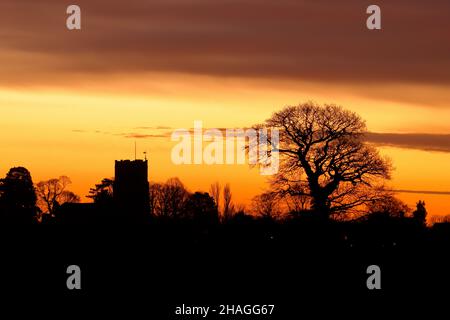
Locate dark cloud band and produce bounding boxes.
[1,0,449,89]
[366,133,450,153]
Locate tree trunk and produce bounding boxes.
[311,192,330,221]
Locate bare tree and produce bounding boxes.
[368,194,411,218]
[252,191,281,219]
[36,176,80,215]
[234,203,246,214]
[276,183,310,213]
[223,183,235,221]
[430,214,450,225]
[149,182,163,216]
[60,190,80,204]
[255,102,392,219]
[209,182,221,214]
[151,178,189,218]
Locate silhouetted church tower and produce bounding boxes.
[113,159,150,223]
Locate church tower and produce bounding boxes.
[113,159,150,223]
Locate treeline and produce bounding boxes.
[3,165,450,250]
[0,165,436,227]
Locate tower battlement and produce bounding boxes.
[114,160,148,182]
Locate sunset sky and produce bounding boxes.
[1,0,449,216]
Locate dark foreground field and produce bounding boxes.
[1,219,449,318]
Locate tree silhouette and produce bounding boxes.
[278,184,310,213]
[182,192,218,224]
[223,183,235,221]
[209,182,221,214]
[150,178,189,218]
[256,102,392,220]
[368,194,410,218]
[0,167,38,223]
[430,214,450,225]
[252,191,280,219]
[149,182,163,216]
[87,178,114,205]
[36,176,80,216]
[412,200,427,226]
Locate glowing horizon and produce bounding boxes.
[1,79,450,217]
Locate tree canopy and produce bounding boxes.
[256,102,392,219]
[0,167,38,223]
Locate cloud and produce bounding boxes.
[1,0,449,95]
[394,190,450,196]
[133,126,154,130]
[133,126,173,130]
[366,133,450,153]
[124,133,168,139]
[71,126,450,152]
[71,126,174,138]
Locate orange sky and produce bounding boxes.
[1,75,450,216]
[0,1,449,217]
